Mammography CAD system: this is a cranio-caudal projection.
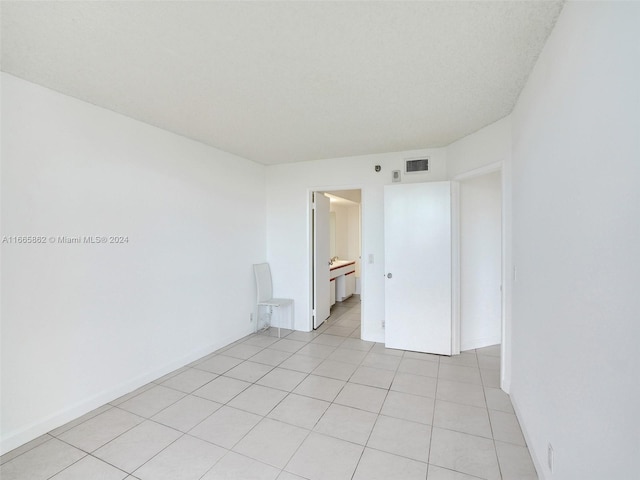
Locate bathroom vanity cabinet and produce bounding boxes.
[330,260,356,304]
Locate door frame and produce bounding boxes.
[307,185,364,333]
[453,160,509,392]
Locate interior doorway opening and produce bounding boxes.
[310,189,362,337]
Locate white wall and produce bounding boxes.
[460,172,502,350]
[509,3,640,479]
[329,203,350,259]
[0,74,266,453]
[346,204,361,278]
[329,202,361,278]
[447,116,511,178]
[266,149,447,341]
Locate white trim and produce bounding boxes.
[453,161,502,181]
[454,160,510,393]
[450,181,461,355]
[511,392,546,479]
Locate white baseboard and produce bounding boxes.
[0,329,251,455]
[510,391,546,480]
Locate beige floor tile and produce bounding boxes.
[426,465,483,479]
[161,368,217,393]
[189,406,262,449]
[438,365,482,385]
[381,391,435,425]
[256,368,308,392]
[334,383,387,413]
[477,354,500,370]
[328,348,368,365]
[489,410,526,445]
[339,338,374,352]
[480,368,501,388]
[193,355,243,374]
[49,405,112,437]
[242,335,280,348]
[484,387,515,413]
[370,343,404,357]
[495,441,538,480]
[223,361,273,383]
[313,404,377,445]
[277,471,307,480]
[391,372,437,398]
[311,334,347,347]
[429,427,500,480]
[440,352,478,368]
[201,452,280,480]
[398,358,439,378]
[361,352,402,371]
[324,325,357,337]
[349,365,395,389]
[284,331,320,342]
[296,343,336,359]
[292,375,346,402]
[433,400,492,439]
[151,395,221,432]
[436,380,486,409]
[285,433,363,480]
[268,394,330,430]
[476,345,501,357]
[278,353,324,373]
[249,348,293,366]
[51,455,127,480]
[312,359,358,381]
[269,338,308,353]
[1,434,53,465]
[367,415,431,462]
[353,448,428,480]
[223,344,265,360]
[233,418,309,469]
[227,384,287,416]
[134,435,226,480]
[192,376,251,404]
[58,407,144,452]
[117,385,185,418]
[403,351,441,363]
[0,438,85,480]
[93,421,181,473]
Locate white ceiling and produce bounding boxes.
[1,1,563,165]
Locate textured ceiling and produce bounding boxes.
[1,1,563,165]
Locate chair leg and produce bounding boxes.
[271,306,280,338]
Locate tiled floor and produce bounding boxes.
[1,296,537,480]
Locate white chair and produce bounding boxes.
[253,263,294,338]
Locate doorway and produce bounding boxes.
[459,171,502,350]
[310,189,362,336]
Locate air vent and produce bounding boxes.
[405,157,429,173]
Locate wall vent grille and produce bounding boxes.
[405,158,429,173]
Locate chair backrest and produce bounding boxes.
[253,263,273,303]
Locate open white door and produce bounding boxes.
[384,182,453,355]
[313,192,330,328]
